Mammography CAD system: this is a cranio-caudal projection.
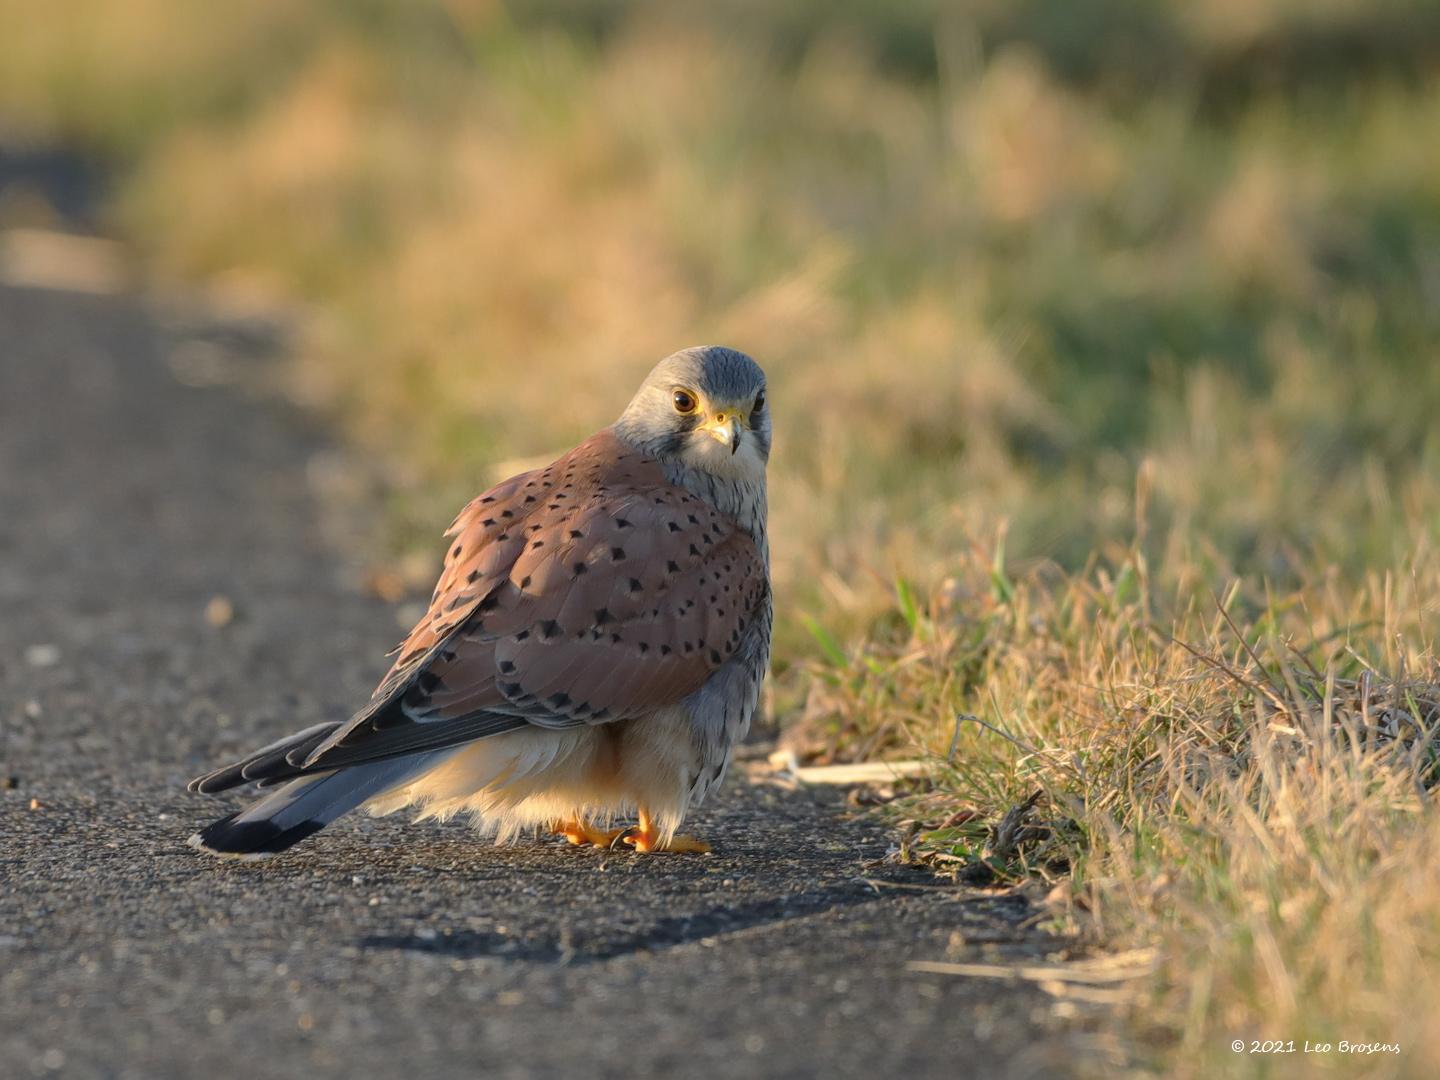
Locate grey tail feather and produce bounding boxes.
[188,751,448,859]
[188,721,344,794]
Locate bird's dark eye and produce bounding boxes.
[672,389,697,414]
[752,391,766,415]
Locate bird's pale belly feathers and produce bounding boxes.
[365,706,703,844]
[366,604,770,846]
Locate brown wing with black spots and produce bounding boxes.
[298,430,767,771]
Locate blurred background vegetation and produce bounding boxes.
[5,0,1439,613]
[5,4,1440,1071]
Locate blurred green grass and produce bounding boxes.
[6,0,1439,748]
[4,3,1438,611]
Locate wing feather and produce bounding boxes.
[290,430,765,772]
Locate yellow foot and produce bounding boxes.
[551,820,625,848]
[619,809,712,854]
[622,831,712,854]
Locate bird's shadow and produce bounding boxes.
[359,884,887,965]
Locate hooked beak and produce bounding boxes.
[701,413,743,455]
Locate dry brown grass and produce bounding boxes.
[802,514,1440,1076]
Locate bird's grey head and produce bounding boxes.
[614,346,770,482]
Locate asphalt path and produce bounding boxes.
[0,280,1100,1078]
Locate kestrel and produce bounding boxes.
[189,347,772,857]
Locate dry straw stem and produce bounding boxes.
[908,946,1159,986]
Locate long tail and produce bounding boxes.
[188,751,448,859]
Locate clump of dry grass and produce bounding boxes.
[799,518,1440,1076]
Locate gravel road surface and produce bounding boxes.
[0,280,1101,1079]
